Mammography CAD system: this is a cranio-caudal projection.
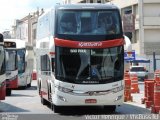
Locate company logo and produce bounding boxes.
[78,42,102,47]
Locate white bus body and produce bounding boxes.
[36,4,124,113]
[5,39,34,88]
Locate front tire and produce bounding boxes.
[27,83,31,87]
[6,89,12,96]
[41,97,48,105]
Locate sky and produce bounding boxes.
[0,0,63,32]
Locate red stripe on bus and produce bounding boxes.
[6,76,18,89]
[49,52,55,55]
[54,38,124,48]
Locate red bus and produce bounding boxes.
[4,39,18,96]
[0,33,6,100]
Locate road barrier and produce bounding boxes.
[145,80,154,108]
[130,74,139,93]
[155,70,160,84]
[151,83,160,113]
[124,72,132,102]
[141,79,153,104]
[142,70,160,113]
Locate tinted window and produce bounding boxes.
[40,54,50,71]
[56,9,123,41]
[0,45,5,75]
[56,46,124,84]
[57,10,121,35]
[17,49,25,74]
[6,50,17,71]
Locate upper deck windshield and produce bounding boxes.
[56,10,122,40]
[17,49,25,74]
[6,50,17,71]
[0,45,5,75]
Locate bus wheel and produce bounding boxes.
[104,105,116,113]
[6,89,12,96]
[38,82,41,95]
[27,83,31,88]
[41,97,47,105]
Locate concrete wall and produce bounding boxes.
[144,29,160,42]
[143,3,160,26]
[142,1,160,56]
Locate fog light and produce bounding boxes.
[57,95,67,102]
[115,95,123,101]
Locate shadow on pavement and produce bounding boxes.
[13,86,37,90]
[9,94,36,97]
[56,103,150,116]
[0,102,29,112]
[57,106,115,116]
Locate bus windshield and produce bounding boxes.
[0,45,5,75]
[57,10,121,36]
[17,49,25,74]
[6,50,17,71]
[55,46,124,84]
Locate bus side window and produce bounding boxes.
[40,54,51,75]
[60,13,77,33]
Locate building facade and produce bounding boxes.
[112,0,160,72]
[12,9,44,46]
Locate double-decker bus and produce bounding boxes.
[0,34,6,100]
[36,4,124,113]
[4,39,18,95]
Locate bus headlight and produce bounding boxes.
[112,85,123,93]
[57,86,73,93]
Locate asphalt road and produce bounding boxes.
[0,81,153,120]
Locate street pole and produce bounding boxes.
[153,52,156,71]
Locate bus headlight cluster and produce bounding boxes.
[57,95,67,102]
[57,86,73,93]
[112,85,123,93]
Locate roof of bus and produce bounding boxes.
[55,3,119,10]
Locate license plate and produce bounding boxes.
[85,99,97,103]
